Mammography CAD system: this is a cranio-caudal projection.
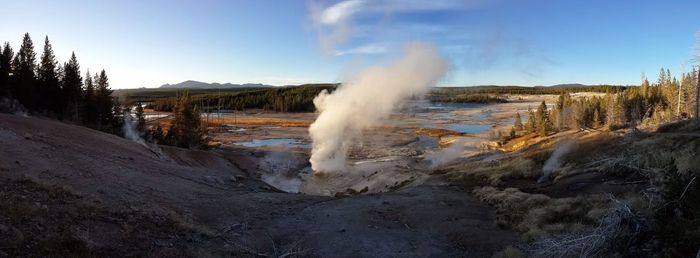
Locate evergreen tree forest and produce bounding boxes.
[510,67,700,138]
[0,33,120,134]
[146,84,335,113]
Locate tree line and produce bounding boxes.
[433,84,627,96]
[0,33,122,134]
[507,67,700,138]
[147,84,336,113]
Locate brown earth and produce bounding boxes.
[0,113,518,257]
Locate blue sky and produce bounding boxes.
[1,0,699,89]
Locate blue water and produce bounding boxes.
[446,124,492,134]
[235,138,309,148]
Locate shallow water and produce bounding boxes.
[446,124,492,134]
[235,138,309,148]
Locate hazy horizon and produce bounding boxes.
[1,0,699,89]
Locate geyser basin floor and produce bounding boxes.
[209,95,565,195]
[234,138,309,149]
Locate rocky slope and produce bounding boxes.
[0,113,517,257]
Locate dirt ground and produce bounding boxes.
[0,113,518,257]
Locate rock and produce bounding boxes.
[0,224,24,247]
[203,176,224,184]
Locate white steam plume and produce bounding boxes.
[425,138,466,169]
[308,42,447,173]
[538,140,578,183]
[123,113,146,146]
[123,111,170,161]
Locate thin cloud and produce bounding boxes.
[334,44,387,56]
[308,0,485,55]
[317,0,364,25]
[446,31,557,78]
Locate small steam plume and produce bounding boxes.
[538,140,578,183]
[425,138,466,169]
[123,113,146,146]
[309,42,447,173]
[123,111,170,161]
[259,147,305,193]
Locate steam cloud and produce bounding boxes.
[122,112,170,161]
[425,138,466,169]
[308,42,447,173]
[123,114,146,146]
[538,140,578,183]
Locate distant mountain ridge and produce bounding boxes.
[159,80,274,89]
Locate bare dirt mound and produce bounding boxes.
[0,113,518,257]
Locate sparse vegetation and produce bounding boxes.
[447,119,700,257]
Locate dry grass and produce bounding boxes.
[415,127,464,138]
[491,245,525,258]
[446,157,538,186]
[0,177,215,257]
[473,186,608,241]
[472,122,700,256]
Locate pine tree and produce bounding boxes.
[37,36,62,116]
[658,67,667,87]
[95,70,113,129]
[526,106,536,133]
[0,43,13,96]
[82,70,97,126]
[151,123,164,142]
[168,91,203,148]
[554,93,572,130]
[535,100,549,136]
[514,111,523,131]
[641,76,650,99]
[62,52,82,121]
[111,98,123,134]
[15,33,37,109]
[135,103,146,132]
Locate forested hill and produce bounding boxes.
[136,84,338,113]
[434,84,628,95]
[159,80,274,89]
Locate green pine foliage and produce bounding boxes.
[165,91,203,148]
[514,111,524,131]
[0,42,13,96]
[148,84,335,112]
[62,52,83,121]
[37,36,62,116]
[0,33,121,134]
[14,33,38,109]
[135,103,146,132]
